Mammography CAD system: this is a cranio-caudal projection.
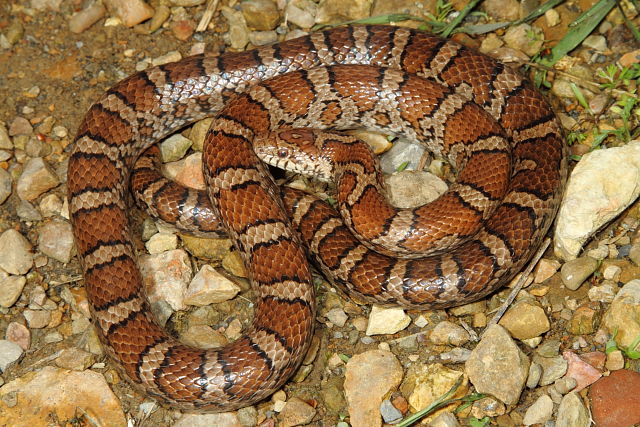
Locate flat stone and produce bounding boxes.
[605,350,625,371]
[522,394,553,425]
[278,397,317,427]
[402,363,468,422]
[38,219,74,263]
[590,369,640,427]
[567,306,599,335]
[0,366,125,426]
[103,0,154,27]
[16,157,60,201]
[430,411,462,427]
[241,0,280,30]
[0,340,23,372]
[325,307,348,327]
[184,265,241,306]
[0,274,27,308]
[533,354,567,386]
[0,229,33,275]
[602,279,640,348]
[181,324,227,349]
[5,322,30,350]
[174,413,242,427]
[160,133,192,162]
[465,325,529,405]
[560,256,598,290]
[365,305,411,336]
[285,0,316,29]
[554,141,640,260]
[588,283,616,303]
[344,350,403,427]
[164,152,205,190]
[145,232,178,254]
[563,351,601,392]
[556,391,590,427]
[54,348,95,371]
[23,309,51,329]
[429,321,471,346]
[386,170,447,208]
[499,299,550,340]
[139,249,192,311]
[0,168,11,205]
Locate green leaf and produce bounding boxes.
[605,329,619,354]
[469,416,492,427]
[396,161,410,172]
[570,83,592,113]
[625,334,640,359]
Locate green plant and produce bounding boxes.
[395,376,486,427]
[469,416,492,427]
[606,329,640,360]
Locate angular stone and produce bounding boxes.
[365,305,410,336]
[465,325,529,405]
[0,229,33,275]
[590,369,640,427]
[344,350,403,427]
[499,299,550,340]
[0,367,125,426]
[16,157,60,201]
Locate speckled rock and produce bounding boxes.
[103,0,154,27]
[465,325,529,405]
[0,274,26,308]
[278,397,317,426]
[139,249,192,311]
[556,392,590,427]
[184,265,241,306]
[429,321,471,346]
[602,279,640,348]
[560,256,598,290]
[5,322,30,350]
[365,305,411,335]
[16,157,60,201]
[344,350,403,427]
[590,369,640,427]
[0,168,11,205]
[499,298,550,340]
[402,363,468,422]
[554,141,640,260]
[38,219,74,263]
[0,366,126,426]
[522,394,553,425]
[0,229,33,275]
[0,339,23,372]
[240,0,280,30]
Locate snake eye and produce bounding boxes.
[277,148,288,158]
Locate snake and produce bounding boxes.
[67,25,566,412]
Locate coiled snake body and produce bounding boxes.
[68,25,566,411]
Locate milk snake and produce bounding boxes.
[67,25,566,411]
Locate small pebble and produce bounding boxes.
[0,340,23,372]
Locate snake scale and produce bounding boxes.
[67,25,566,411]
